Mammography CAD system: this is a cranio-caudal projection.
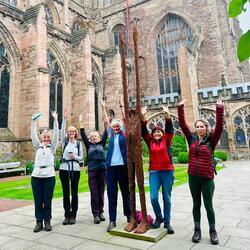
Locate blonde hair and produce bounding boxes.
[111,118,122,128]
[40,129,52,140]
[194,118,211,134]
[67,126,78,139]
[89,131,101,141]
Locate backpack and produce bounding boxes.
[62,139,83,167]
[190,134,218,175]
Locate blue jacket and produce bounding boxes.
[106,131,127,167]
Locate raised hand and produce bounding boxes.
[51,111,58,120]
[141,106,148,116]
[160,105,169,113]
[178,99,184,106]
[63,110,69,119]
[216,98,224,106]
[79,114,83,123]
[160,105,170,119]
[101,99,106,108]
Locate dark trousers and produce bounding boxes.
[189,175,215,226]
[59,170,80,218]
[31,176,55,222]
[88,169,106,217]
[107,166,131,221]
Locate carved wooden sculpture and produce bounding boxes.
[120,26,149,234]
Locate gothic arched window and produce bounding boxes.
[47,51,63,128]
[156,14,192,94]
[72,21,83,34]
[146,113,181,135]
[201,109,229,148]
[0,43,10,128]
[45,5,53,25]
[233,106,250,147]
[112,24,125,49]
[92,73,99,130]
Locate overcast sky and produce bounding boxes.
[238,3,250,33]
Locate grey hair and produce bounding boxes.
[111,118,122,128]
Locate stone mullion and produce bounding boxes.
[160,29,166,93]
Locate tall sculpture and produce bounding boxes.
[120,26,149,234]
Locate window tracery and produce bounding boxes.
[156,14,192,94]
[47,51,63,128]
[0,42,10,128]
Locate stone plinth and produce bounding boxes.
[110,223,167,242]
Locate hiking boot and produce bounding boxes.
[192,227,201,243]
[69,217,76,225]
[33,221,43,233]
[107,221,116,232]
[150,217,163,229]
[210,229,219,245]
[164,223,174,234]
[44,220,52,231]
[99,213,105,222]
[63,217,70,225]
[94,216,100,224]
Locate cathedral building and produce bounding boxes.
[0,0,250,160]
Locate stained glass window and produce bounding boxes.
[201,109,229,147]
[47,51,63,128]
[45,5,53,25]
[156,14,192,94]
[233,106,250,147]
[0,43,10,128]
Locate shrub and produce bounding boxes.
[214,151,228,161]
[25,162,34,175]
[172,156,179,164]
[141,139,149,158]
[178,152,189,163]
[172,135,187,157]
[55,159,61,171]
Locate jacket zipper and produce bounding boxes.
[195,142,199,176]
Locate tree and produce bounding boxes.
[229,0,250,62]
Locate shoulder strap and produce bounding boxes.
[77,140,80,156]
[62,138,68,153]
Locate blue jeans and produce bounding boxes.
[31,176,56,222]
[149,170,174,224]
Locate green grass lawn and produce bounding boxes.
[0,165,223,200]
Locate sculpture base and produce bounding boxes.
[110,223,167,242]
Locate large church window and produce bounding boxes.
[0,43,10,128]
[233,106,250,147]
[156,14,192,94]
[47,51,63,128]
[45,5,53,25]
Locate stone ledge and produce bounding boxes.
[110,223,167,242]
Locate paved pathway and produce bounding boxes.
[0,160,249,250]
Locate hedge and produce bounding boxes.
[214,151,228,161]
[178,152,189,163]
